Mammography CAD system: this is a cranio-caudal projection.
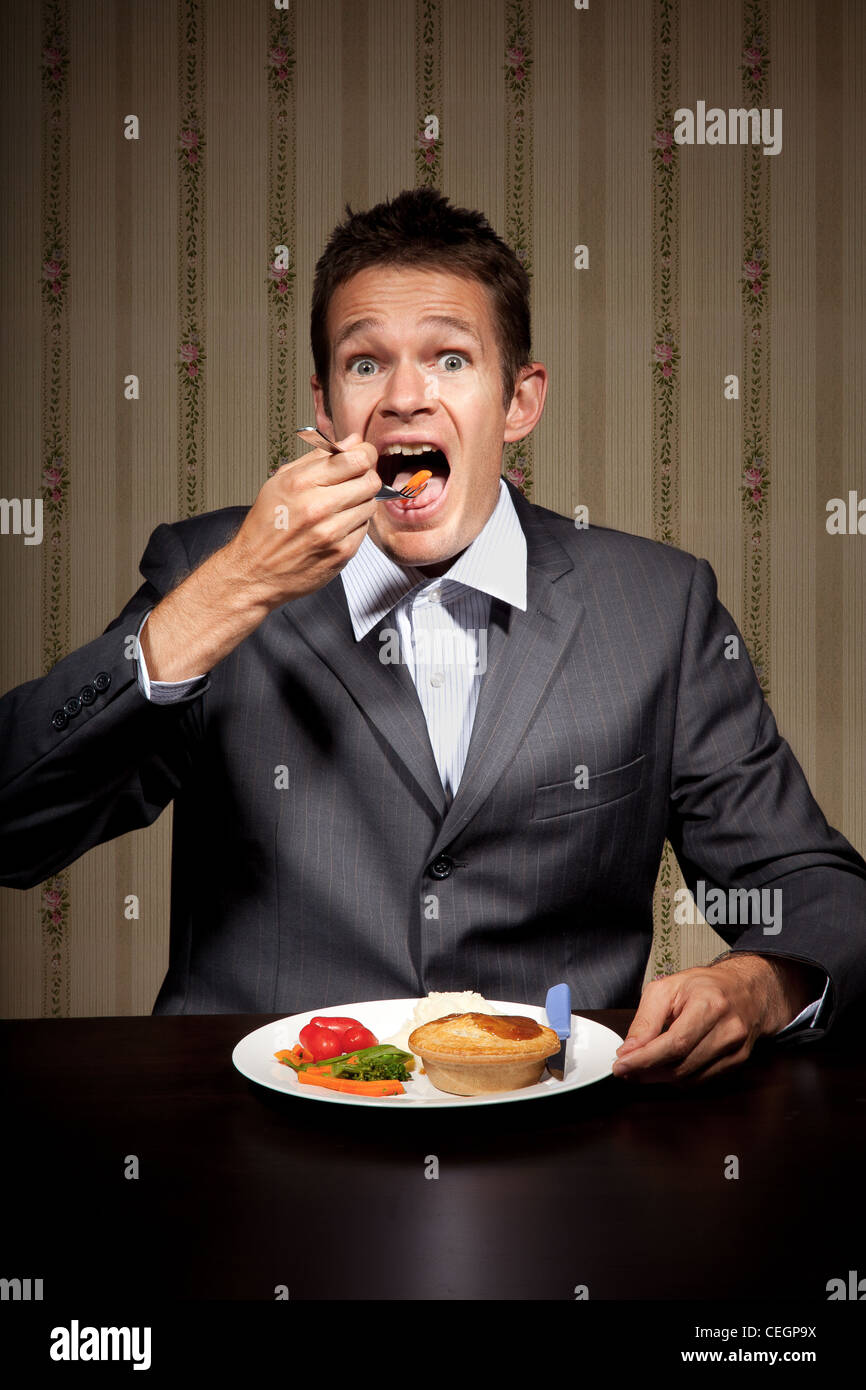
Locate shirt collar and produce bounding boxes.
[340,476,528,641]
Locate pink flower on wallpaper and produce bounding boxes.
[268,262,287,282]
[277,281,289,294]
[743,258,763,280]
[662,363,672,378]
[506,466,525,488]
[750,281,763,296]
[751,325,761,341]
[43,45,63,67]
[417,131,437,153]
[269,46,288,67]
[653,129,673,149]
[744,466,763,486]
[51,910,62,925]
[50,488,61,501]
[653,343,674,363]
[661,150,672,165]
[186,363,198,377]
[180,129,199,149]
[507,46,525,65]
[180,343,199,362]
[43,259,62,281]
[751,488,763,502]
[743,45,764,64]
[43,887,63,909]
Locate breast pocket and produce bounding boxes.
[531,753,645,823]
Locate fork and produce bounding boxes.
[295,426,430,500]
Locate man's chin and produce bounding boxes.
[369,521,460,572]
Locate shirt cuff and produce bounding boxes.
[773,972,830,1037]
[135,609,209,704]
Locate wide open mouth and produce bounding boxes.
[376,446,451,493]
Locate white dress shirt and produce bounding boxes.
[135,477,827,1035]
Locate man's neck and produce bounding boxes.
[415,552,467,579]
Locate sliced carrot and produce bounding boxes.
[296,1071,403,1096]
[404,468,432,494]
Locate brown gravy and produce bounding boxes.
[436,1012,543,1040]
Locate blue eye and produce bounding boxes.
[439,353,468,371]
[349,358,377,376]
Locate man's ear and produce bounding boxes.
[504,363,548,445]
[310,374,333,432]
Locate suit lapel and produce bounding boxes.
[278,574,449,816]
[278,482,583,836]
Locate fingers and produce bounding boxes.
[279,432,379,485]
[612,970,758,1085]
[618,1014,752,1085]
[616,978,676,1054]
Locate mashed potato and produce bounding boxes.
[383,991,499,1055]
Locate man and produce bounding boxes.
[2,188,864,1084]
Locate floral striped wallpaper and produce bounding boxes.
[0,0,863,1016]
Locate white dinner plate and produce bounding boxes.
[232,998,623,1109]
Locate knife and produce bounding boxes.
[545,983,572,1081]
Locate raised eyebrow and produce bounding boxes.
[334,314,482,354]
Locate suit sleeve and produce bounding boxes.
[666,558,866,1034]
[0,521,211,889]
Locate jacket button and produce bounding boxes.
[429,854,454,880]
[79,684,96,705]
[64,695,81,717]
[51,709,69,731]
[93,671,111,692]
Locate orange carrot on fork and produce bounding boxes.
[403,468,432,496]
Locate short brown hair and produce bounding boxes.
[310,187,531,417]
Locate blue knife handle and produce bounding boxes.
[545,983,572,1037]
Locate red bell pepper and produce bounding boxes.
[298,1015,378,1061]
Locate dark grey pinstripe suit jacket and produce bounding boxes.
[2,481,865,1026]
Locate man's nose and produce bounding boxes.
[379,357,436,414]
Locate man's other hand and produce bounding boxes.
[611,954,824,1085]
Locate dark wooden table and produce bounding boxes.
[1,1007,864,1371]
[2,1009,864,1301]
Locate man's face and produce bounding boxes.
[312,265,546,573]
